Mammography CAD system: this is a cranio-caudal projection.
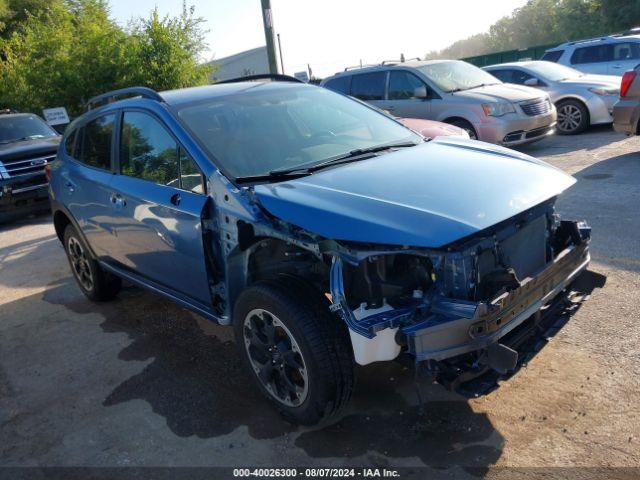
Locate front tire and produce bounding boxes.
[556,99,589,135]
[446,118,478,140]
[233,277,354,425]
[63,224,121,301]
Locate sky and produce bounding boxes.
[109,0,528,78]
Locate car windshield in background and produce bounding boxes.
[177,85,420,180]
[417,61,502,93]
[0,115,57,144]
[525,62,584,81]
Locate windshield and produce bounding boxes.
[525,62,583,81]
[0,115,57,144]
[416,61,502,93]
[177,85,420,179]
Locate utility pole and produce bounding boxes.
[277,33,285,74]
[261,0,279,74]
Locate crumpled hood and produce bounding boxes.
[453,83,545,103]
[254,138,575,248]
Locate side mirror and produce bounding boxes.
[414,85,429,99]
[524,77,540,87]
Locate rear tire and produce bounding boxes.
[556,99,589,135]
[233,277,354,425]
[63,224,121,301]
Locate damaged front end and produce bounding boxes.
[324,198,590,379]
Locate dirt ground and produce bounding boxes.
[1,127,639,477]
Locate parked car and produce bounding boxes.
[613,65,640,136]
[484,61,620,134]
[397,117,469,138]
[542,33,640,76]
[321,59,557,147]
[50,79,590,425]
[351,96,469,138]
[0,111,60,223]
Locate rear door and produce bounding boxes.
[609,42,640,75]
[108,110,212,307]
[62,113,118,258]
[379,70,431,119]
[570,44,612,74]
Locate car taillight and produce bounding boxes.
[44,164,52,182]
[620,70,637,98]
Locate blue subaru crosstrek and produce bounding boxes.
[50,76,591,425]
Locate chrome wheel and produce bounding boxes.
[243,308,309,407]
[557,104,583,133]
[67,236,94,292]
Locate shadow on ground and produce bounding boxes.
[41,276,505,469]
[38,268,608,467]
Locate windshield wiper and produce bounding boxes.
[234,141,420,184]
[234,170,310,184]
[269,141,419,176]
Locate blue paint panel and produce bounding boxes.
[254,138,575,248]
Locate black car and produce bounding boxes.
[0,111,60,223]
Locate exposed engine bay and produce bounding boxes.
[323,198,590,371]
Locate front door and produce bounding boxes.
[380,70,431,119]
[108,110,212,307]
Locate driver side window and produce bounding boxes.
[388,71,428,100]
[120,111,204,193]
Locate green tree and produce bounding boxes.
[0,0,53,38]
[0,0,212,116]
[125,3,212,91]
[426,0,640,60]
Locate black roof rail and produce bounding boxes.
[0,108,19,115]
[86,87,163,111]
[217,74,304,84]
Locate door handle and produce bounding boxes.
[110,193,126,209]
[65,181,75,193]
[612,65,622,69]
[170,193,181,206]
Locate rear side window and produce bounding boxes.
[612,42,640,61]
[489,69,534,85]
[350,72,386,101]
[571,45,612,64]
[324,76,351,95]
[388,71,426,100]
[76,114,115,170]
[541,50,563,63]
[488,69,513,82]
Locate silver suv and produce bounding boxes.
[542,33,640,76]
[321,60,557,147]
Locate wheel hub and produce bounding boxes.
[243,308,309,407]
[67,236,94,291]
[558,104,582,132]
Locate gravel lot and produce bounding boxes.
[1,127,639,477]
